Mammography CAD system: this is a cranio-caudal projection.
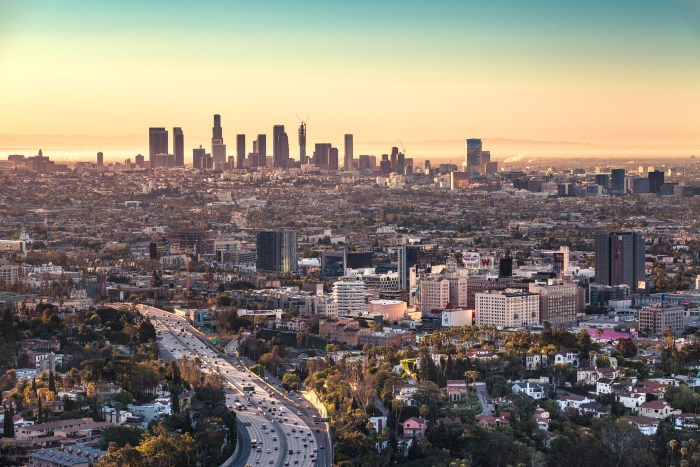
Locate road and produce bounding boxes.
[140,304,330,467]
[474,383,494,415]
[225,339,333,467]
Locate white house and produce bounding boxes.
[622,416,660,436]
[618,392,647,412]
[553,350,580,367]
[557,395,593,411]
[102,407,133,425]
[512,382,545,400]
[596,378,615,395]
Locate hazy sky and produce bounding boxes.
[0,0,698,161]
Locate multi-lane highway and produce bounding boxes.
[140,305,332,467]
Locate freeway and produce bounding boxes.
[140,305,331,467]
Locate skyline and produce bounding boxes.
[1,0,699,161]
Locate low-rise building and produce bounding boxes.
[512,382,545,399]
[639,400,680,419]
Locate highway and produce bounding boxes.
[139,305,331,467]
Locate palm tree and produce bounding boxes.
[691,451,699,467]
[419,404,429,421]
[464,371,478,401]
[670,439,679,466]
[393,399,405,426]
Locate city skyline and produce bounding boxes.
[0,0,698,161]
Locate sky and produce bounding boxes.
[0,0,698,162]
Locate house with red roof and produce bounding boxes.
[402,417,426,438]
[639,400,681,419]
[476,414,509,428]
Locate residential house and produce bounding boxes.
[675,413,700,430]
[102,407,133,425]
[535,408,550,430]
[579,401,610,418]
[553,349,580,367]
[622,416,660,436]
[525,352,547,371]
[596,378,615,395]
[402,417,426,438]
[512,382,545,400]
[444,380,468,403]
[618,392,647,412]
[97,383,122,404]
[639,400,681,419]
[558,395,593,411]
[476,414,510,428]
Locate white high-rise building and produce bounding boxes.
[333,280,366,315]
[419,277,450,313]
[475,289,540,328]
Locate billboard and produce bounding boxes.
[462,252,480,264]
[463,252,496,271]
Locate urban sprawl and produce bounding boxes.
[1,116,700,467]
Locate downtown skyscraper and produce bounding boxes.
[148,127,168,168]
[466,138,482,177]
[173,127,184,167]
[344,134,353,171]
[211,114,226,165]
[273,125,289,168]
[298,121,307,164]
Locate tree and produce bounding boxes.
[615,338,637,359]
[171,391,180,414]
[137,423,195,467]
[97,444,145,467]
[48,371,56,393]
[3,403,14,438]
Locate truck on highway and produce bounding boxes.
[234,402,243,411]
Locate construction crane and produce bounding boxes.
[399,140,407,156]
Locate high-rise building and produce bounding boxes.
[419,277,450,313]
[475,289,540,328]
[236,135,245,169]
[299,122,307,164]
[397,153,405,175]
[257,134,266,167]
[333,280,366,314]
[638,304,684,337]
[529,280,579,326]
[398,244,441,290]
[480,150,491,173]
[173,127,184,167]
[212,114,222,140]
[344,134,353,171]
[466,138,482,177]
[648,170,664,194]
[273,125,289,168]
[328,147,339,170]
[313,143,331,166]
[192,146,206,169]
[595,232,645,291]
[611,169,626,193]
[256,229,298,273]
[211,115,225,165]
[135,154,145,168]
[148,128,168,168]
[96,152,103,167]
[390,147,398,172]
[212,143,227,166]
